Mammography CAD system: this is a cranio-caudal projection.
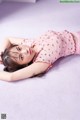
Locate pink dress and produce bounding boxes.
[21,30,80,71]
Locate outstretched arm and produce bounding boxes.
[0,62,50,82]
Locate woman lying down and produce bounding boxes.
[0,30,80,82]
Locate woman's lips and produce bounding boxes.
[29,48,32,54]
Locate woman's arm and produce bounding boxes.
[0,38,11,53]
[0,71,12,82]
[0,62,50,82]
[7,37,25,45]
[0,37,25,52]
[11,62,50,81]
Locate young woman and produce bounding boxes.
[0,30,80,82]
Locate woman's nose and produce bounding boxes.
[21,48,29,54]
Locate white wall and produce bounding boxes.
[1,0,36,3]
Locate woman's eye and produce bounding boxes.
[20,55,23,60]
[16,46,21,51]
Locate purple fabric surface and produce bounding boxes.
[0,0,80,120]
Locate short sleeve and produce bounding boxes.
[33,48,59,65]
[33,49,54,72]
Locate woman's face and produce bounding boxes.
[9,45,36,65]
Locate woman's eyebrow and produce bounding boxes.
[10,50,18,54]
